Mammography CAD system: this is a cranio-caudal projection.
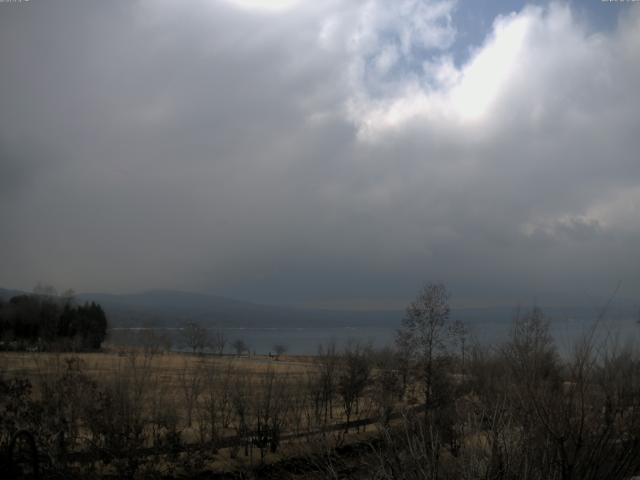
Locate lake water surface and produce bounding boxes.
[110,316,640,356]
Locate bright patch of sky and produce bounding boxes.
[450,1,628,65]
[347,1,636,135]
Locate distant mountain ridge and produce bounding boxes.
[1,287,636,330]
[0,288,26,300]
[77,290,402,329]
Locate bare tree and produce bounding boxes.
[337,342,371,432]
[370,347,401,425]
[230,373,252,458]
[211,330,226,356]
[251,368,291,460]
[492,305,640,480]
[198,360,234,445]
[273,343,287,360]
[502,305,558,384]
[178,359,204,428]
[138,327,172,357]
[449,319,469,373]
[232,339,247,356]
[87,351,159,478]
[181,321,209,354]
[396,283,452,412]
[316,342,339,425]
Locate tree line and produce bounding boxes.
[0,291,108,351]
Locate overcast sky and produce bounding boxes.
[1,0,638,308]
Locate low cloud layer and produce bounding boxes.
[1,0,639,307]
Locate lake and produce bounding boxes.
[109,315,640,356]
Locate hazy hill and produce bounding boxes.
[2,287,636,331]
[76,290,402,329]
[0,288,26,300]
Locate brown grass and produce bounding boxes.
[0,350,315,380]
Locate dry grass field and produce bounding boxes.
[0,350,315,382]
[0,347,388,478]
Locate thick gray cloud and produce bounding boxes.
[1,0,639,307]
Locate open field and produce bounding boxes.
[1,347,401,478]
[0,350,315,381]
[4,310,640,480]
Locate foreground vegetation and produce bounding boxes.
[2,284,640,479]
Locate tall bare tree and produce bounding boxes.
[396,283,451,411]
[337,342,371,432]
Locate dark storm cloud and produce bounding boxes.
[1,0,638,306]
